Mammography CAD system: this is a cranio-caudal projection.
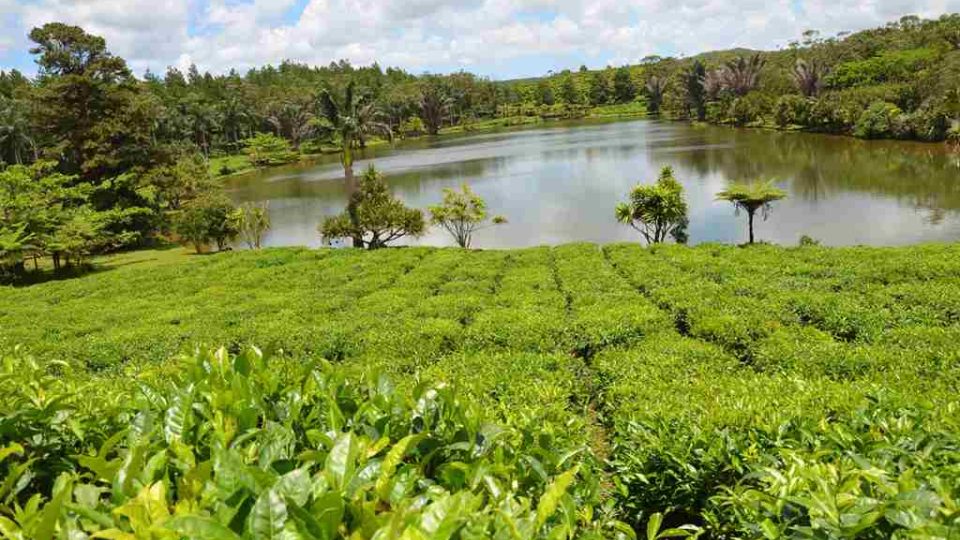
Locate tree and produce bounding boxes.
[317,80,392,247]
[588,72,610,105]
[536,79,555,106]
[685,61,707,120]
[613,67,636,103]
[418,76,450,136]
[319,165,424,250]
[559,75,579,104]
[244,133,297,167]
[265,98,314,149]
[792,59,825,97]
[175,193,238,253]
[701,69,724,101]
[231,202,271,249]
[147,153,219,211]
[645,76,668,115]
[721,54,766,97]
[429,184,506,248]
[0,97,36,165]
[716,181,787,244]
[615,166,689,245]
[28,23,157,180]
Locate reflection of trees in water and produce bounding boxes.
[664,126,960,214]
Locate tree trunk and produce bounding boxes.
[342,145,364,249]
[747,211,755,244]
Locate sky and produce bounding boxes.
[1,0,959,80]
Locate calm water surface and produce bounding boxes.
[226,119,960,248]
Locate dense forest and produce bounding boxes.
[1,15,959,278]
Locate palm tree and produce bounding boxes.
[700,69,724,101]
[644,76,669,115]
[721,54,766,97]
[792,59,825,97]
[716,181,787,244]
[317,81,392,247]
[418,77,451,136]
[266,99,315,149]
[0,98,37,165]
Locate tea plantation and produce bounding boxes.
[1,243,959,538]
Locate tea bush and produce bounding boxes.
[2,241,959,537]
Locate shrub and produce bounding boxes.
[243,132,298,167]
[174,193,238,252]
[854,101,902,139]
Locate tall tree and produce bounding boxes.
[28,23,158,180]
[559,75,579,104]
[685,61,707,120]
[589,72,610,105]
[418,76,450,136]
[721,54,767,97]
[792,59,825,97]
[0,97,36,165]
[644,76,668,115]
[613,67,636,103]
[318,80,391,247]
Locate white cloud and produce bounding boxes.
[5,0,960,78]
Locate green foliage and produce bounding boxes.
[826,48,939,89]
[3,242,960,537]
[230,202,271,249]
[854,101,903,138]
[428,184,506,248]
[0,346,630,539]
[174,193,239,253]
[319,166,425,249]
[243,133,298,167]
[615,166,689,245]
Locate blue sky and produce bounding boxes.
[1,0,958,79]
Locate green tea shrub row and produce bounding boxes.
[0,346,635,539]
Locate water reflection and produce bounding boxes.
[225,119,960,248]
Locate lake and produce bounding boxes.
[225,119,960,248]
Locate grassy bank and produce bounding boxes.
[1,242,959,536]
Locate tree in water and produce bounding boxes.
[616,166,689,245]
[716,181,787,244]
[319,166,425,250]
[429,184,506,248]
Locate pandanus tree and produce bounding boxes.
[429,184,507,248]
[317,81,392,247]
[792,59,825,97]
[721,54,766,96]
[616,166,689,245]
[716,180,787,244]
